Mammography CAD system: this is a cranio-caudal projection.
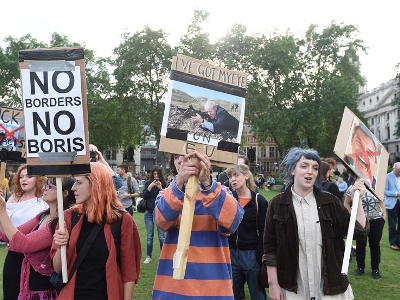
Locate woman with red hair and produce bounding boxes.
[51,162,142,299]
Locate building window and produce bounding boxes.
[260,147,266,158]
[269,147,276,158]
[397,145,399,153]
[387,113,390,120]
[386,126,390,140]
[104,149,116,160]
[369,98,372,104]
[363,101,365,107]
[376,96,379,102]
[371,117,374,125]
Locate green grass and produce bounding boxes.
[0,189,399,299]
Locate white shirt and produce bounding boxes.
[6,197,48,227]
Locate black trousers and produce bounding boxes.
[356,218,385,271]
[3,250,24,300]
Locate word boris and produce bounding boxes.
[22,69,86,156]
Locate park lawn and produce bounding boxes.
[0,189,399,299]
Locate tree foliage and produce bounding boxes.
[0,13,373,160]
[113,26,173,151]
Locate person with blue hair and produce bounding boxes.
[263,147,369,300]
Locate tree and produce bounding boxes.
[177,9,213,60]
[294,22,366,156]
[113,26,173,157]
[0,34,46,107]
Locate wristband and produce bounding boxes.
[201,182,212,190]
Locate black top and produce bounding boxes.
[74,216,108,300]
[322,181,342,200]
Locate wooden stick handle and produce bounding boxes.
[56,177,68,282]
[341,190,359,274]
[173,160,199,279]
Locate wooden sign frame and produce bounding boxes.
[334,106,388,201]
[19,47,90,176]
[159,54,247,167]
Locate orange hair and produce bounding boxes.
[72,162,124,224]
[12,164,47,198]
[323,157,336,169]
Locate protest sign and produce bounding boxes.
[159,54,246,167]
[334,106,388,275]
[334,106,388,201]
[0,107,26,162]
[19,47,90,176]
[19,47,92,283]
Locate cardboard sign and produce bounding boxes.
[19,47,90,176]
[334,106,388,201]
[159,54,247,167]
[0,107,26,162]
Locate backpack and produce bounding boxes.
[71,210,123,266]
[127,175,137,205]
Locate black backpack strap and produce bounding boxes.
[67,215,104,281]
[111,210,124,267]
[127,175,132,193]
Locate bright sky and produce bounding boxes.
[1,0,398,89]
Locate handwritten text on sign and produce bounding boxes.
[172,55,247,88]
[21,67,86,157]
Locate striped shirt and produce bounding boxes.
[152,180,244,299]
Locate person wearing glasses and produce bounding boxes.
[0,177,75,300]
[2,164,48,300]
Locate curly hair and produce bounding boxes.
[72,162,124,224]
[12,164,47,198]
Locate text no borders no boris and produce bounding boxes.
[20,65,86,158]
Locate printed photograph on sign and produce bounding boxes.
[161,80,244,147]
[344,118,383,190]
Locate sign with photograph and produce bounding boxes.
[334,106,388,201]
[19,47,90,176]
[159,54,247,167]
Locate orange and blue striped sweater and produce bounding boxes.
[152,180,244,299]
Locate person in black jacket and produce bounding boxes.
[141,166,166,264]
[227,164,268,300]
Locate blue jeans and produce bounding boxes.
[387,200,400,246]
[144,210,165,258]
[230,248,266,300]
